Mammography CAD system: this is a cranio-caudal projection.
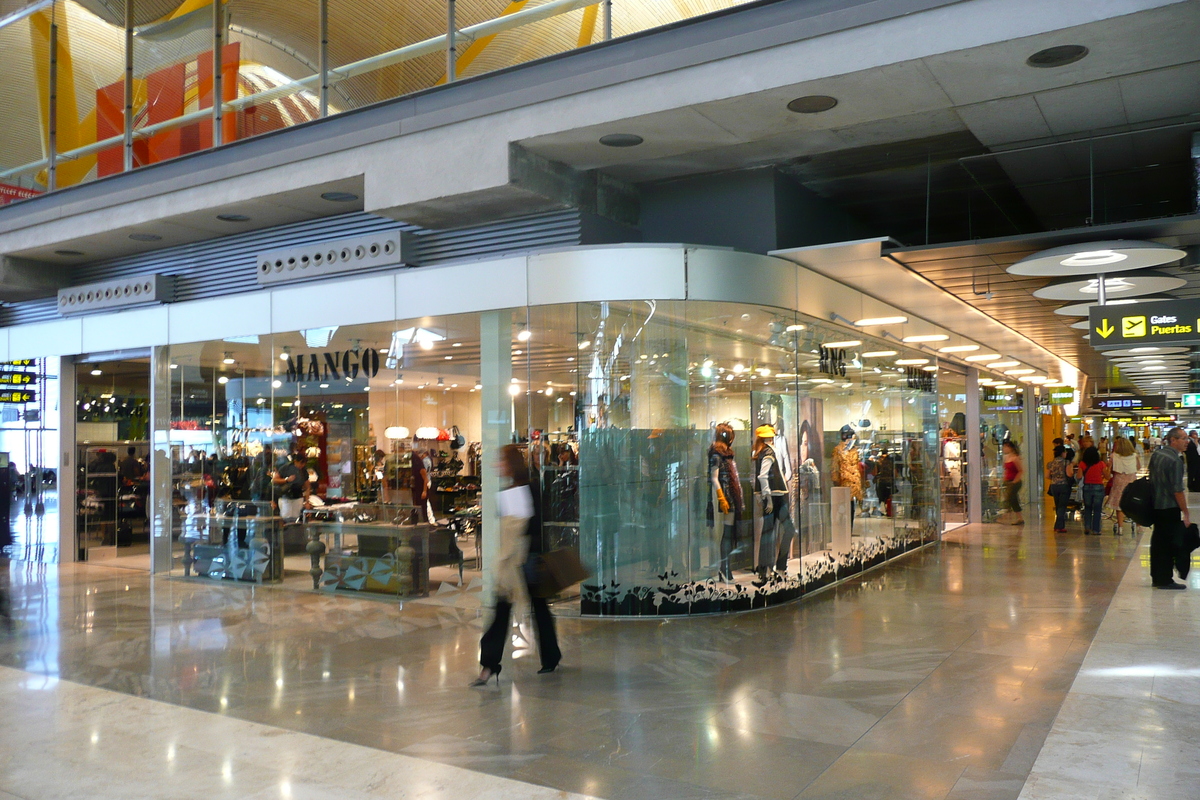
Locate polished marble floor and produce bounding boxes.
[0,518,1145,799]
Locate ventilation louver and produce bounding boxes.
[256,230,414,287]
[58,274,175,316]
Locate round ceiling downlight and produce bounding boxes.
[599,133,644,148]
[1008,240,1185,276]
[1026,44,1089,68]
[787,95,838,113]
[1032,270,1185,301]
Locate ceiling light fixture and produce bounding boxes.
[965,353,1003,362]
[1033,271,1184,301]
[216,213,250,222]
[90,368,102,376]
[1004,369,1035,375]
[785,324,806,332]
[862,350,898,358]
[787,95,838,113]
[222,352,235,365]
[1010,240,1185,276]
[895,358,930,366]
[1026,44,1089,68]
[823,340,862,348]
[517,328,532,342]
[853,316,908,326]
[989,361,1020,368]
[599,133,643,147]
[320,191,359,202]
[902,334,950,343]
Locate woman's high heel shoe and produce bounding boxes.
[469,668,500,687]
[537,664,558,675]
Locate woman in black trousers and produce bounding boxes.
[472,445,560,686]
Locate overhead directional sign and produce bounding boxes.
[0,390,36,404]
[1183,393,1200,408]
[1092,394,1167,411]
[0,371,34,386]
[1089,299,1200,349]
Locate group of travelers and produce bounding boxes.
[1044,434,1142,536]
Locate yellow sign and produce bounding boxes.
[1122,316,1146,338]
[1094,319,1114,339]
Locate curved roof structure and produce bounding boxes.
[0,0,753,189]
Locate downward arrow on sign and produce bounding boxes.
[1095,320,1115,339]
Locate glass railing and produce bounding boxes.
[0,0,759,204]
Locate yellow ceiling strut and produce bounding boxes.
[435,0,530,86]
[29,5,97,188]
[577,4,598,47]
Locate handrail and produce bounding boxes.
[0,0,598,182]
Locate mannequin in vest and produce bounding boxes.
[754,424,797,584]
[832,424,864,529]
[707,423,744,583]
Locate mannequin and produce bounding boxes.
[796,420,820,554]
[753,424,798,583]
[707,423,744,582]
[831,424,864,528]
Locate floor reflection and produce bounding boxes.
[0,519,1140,800]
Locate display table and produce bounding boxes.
[182,506,286,584]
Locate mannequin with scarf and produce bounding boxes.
[707,423,744,582]
[754,424,798,583]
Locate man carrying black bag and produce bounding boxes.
[1149,427,1191,590]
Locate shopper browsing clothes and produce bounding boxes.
[1148,427,1191,590]
[272,452,310,521]
[472,445,560,686]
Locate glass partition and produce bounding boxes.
[938,368,968,530]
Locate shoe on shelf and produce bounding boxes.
[1154,582,1187,591]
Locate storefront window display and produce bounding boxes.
[157,300,943,616]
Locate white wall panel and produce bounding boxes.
[686,248,798,310]
[528,245,686,306]
[271,273,397,334]
[82,305,169,353]
[10,318,82,359]
[396,258,528,321]
[168,292,272,345]
[0,329,10,362]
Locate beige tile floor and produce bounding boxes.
[1020,533,1200,800]
[0,518,1147,799]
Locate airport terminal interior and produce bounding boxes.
[1,0,1200,797]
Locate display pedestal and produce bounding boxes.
[831,486,852,555]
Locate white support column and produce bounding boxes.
[965,367,982,525]
[58,358,76,561]
[150,346,173,573]
[1024,386,1042,511]
[479,309,512,597]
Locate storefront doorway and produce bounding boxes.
[75,356,151,568]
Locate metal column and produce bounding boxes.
[212,0,224,147]
[318,0,329,117]
[123,0,134,171]
[47,20,58,192]
[150,346,173,574]
[603,0,612,40]
[446,0,457,82]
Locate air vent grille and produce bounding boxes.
[58,274,175,316]
[256,231,414,286]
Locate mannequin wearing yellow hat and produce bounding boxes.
[753,424,797,584]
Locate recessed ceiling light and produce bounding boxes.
[902,334,950,343]
[320,191,359,202]
[823,340,861,348]
[787,95,838,113]
[1026,44,1089,68]
[1004,368,1035,375]
[862,350,898,358]
[895,358,930,366]
[216,213,250,222]
[938,345,981,353]
[853,316,907,326]
[90,368,102,376]
[989,361,1020,368]
[129,233,161,242]
[599,133,644,147]
[965,353,1003,362]
[54,249,84,256]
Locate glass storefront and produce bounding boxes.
[938,368,968,530]
[978,386,1026,523]
[0,358,62,562]
[148,300,941,616]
